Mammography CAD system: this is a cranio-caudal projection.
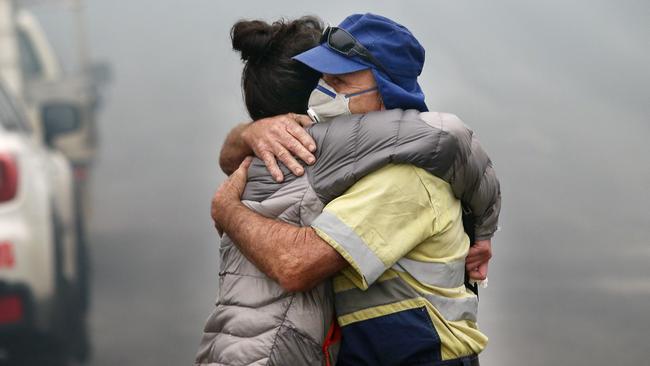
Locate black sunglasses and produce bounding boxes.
[320,26,396,81]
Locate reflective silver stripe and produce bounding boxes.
[391,257,466,289]
[422,292,478,323]
[311,211,386,286]
[335,277,478,322]
[335,277,419,316]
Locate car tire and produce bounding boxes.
[54,207,90,362]
[51,208,90,364]
[74,181,91,314]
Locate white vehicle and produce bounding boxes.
[15,10,98,296]
[0,81,88,364]
[15,5,108,227]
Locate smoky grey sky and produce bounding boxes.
[31,1,650,365]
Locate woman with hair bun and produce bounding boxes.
[195,17,342,366]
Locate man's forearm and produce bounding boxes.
[219,123,252,175]
[219,201,347,292]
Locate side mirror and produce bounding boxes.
[42,103,81,147]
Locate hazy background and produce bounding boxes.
[33,0,650,365]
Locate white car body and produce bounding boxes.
[14,6,106,224]
[0,81,79,332]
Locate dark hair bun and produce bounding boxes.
[231,20,276,62]
[231,17,322,63]
[231,16,324,120]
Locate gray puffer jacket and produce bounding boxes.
[195,109,501,366]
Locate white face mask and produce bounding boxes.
[306,79,378,123]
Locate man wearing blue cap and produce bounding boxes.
[295,13,429,114]
[213,13,493,365]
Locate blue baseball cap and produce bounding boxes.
[293,13,428,112]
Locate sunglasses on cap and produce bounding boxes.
[320,26,396,82]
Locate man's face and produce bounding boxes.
[322,70,384,114]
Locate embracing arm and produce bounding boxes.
[212,158,347,292]
[219,123,252,175]
[306,111,497,280]
[439,114,499,280]
[218,114,318,181]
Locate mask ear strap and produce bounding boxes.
[345,86,379,98]
[315,84,337,98]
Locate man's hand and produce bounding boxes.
[212,157,252,235]
[209,155,347,292]
[241,113,316,182]
[466,239,492,281]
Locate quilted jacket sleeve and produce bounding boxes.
[307,109,501,241]
[421,112,501,240]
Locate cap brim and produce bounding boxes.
[293,44,369,75]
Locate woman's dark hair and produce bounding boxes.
[231,16,323,120]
